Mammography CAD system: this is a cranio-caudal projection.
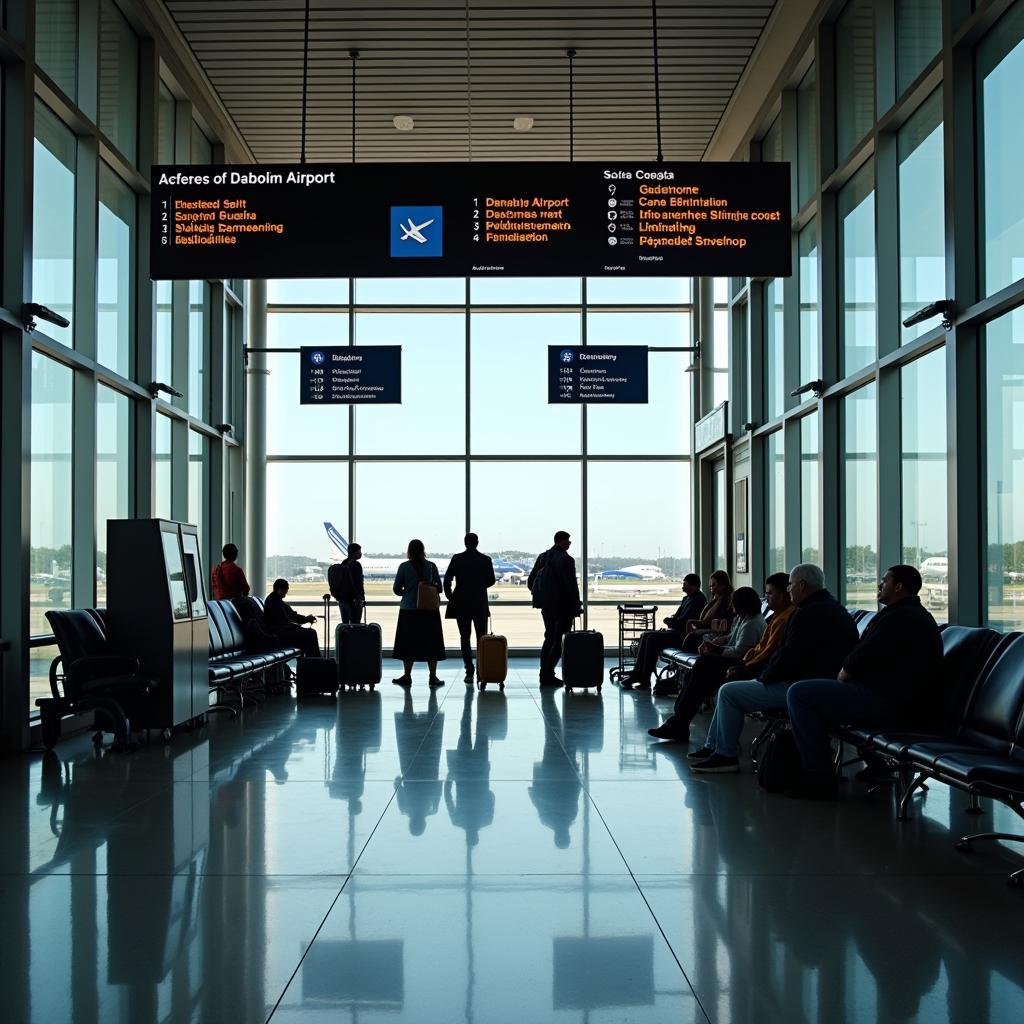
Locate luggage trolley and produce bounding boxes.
[609,604,658,684]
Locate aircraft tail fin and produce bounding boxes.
[324,522,349,556]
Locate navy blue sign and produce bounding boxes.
[300,346,402,404]
[548,346,649,404]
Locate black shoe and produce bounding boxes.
[392,675,412,687]
[617,673,637,689]
[686,746,713,760]
[539,676,563,688]
[633,678,652,691]
[786,774,840,800]
[428,676,445,688]
[464,670,474,684]
[648,724,687,742]
[690,753,740,774]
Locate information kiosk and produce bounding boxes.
[106,519,210,733]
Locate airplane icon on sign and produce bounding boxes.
[399,217,434,243]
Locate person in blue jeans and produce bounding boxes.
[784,564,943,799]
[689,563,859,774]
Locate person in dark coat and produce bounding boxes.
[392,539,446,688]
[328,541,365,624]
[443,532,496,684]
[263,578,320,657]
[528,530,583,688]
[690,563,860,774]
[785,564,944,799]
[620,573,707,689]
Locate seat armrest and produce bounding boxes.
[69,653,141,682]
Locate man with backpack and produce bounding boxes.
[328,542,365,624]
[528,531,583,688]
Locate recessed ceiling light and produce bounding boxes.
[393,115,415,131]
[513,116,534,132]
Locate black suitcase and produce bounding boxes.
[336,622,383,688]
[561,625,604,692]
[295,656,339,697]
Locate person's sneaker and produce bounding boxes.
[785,774,840,800]
[633,678,652,691]
[539,676,563,688]
[392,676,412,687]
[690,753,740,773]
[648,724,687,742]
[428,676,445,688]
[617,675,636,689]
[686,746,713,760]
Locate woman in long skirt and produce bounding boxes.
[392,538,446,687]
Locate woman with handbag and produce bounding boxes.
[392,538,446,687]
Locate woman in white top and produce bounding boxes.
[391,538,446,687]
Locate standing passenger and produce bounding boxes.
[392,539,446,688]
[528,530,583,688]
[211,543,250,601]
[444,532,496,684]
[329,541,365,624]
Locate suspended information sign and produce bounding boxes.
[299,345,401,404]
[548,346,648,404]
[151,162,790,280]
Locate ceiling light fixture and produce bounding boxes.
[513,116,534,132]
[393,115,414,131]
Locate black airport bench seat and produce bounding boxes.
[206,599,299,694]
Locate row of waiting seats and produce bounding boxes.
[38,600,303,749]
[654,610,1024,887]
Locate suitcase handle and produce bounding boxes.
[322,594,331,652]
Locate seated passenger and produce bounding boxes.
[618,573,706,689]
[689,563,859,773]
[263,578,321,658]
[211,543,250,600]
[721,573,794,682]
[677,569,735,654]
[784,565,943,799]
[649,586,766,742]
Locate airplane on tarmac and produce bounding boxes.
[593,564,667,581]
[399,217,434,244]
[324,524,530,582]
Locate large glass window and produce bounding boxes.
[36,0,78,101]
[839,161,877,375]
[96,385,131,605]
[99,0,138,161]
[762,115,782,163]
[30,353,74,712]
[985,309,1024,631]
[764,278,784,419]
[897,0,942,97]
[797,65,817,206]
[190,120,212,164]
[800,413,820,564]
[798,221,819,385]
[32,102,76,343]
[587,312,692,454]
[269,278,349,305]
[979,2,1024,297]
[902,349,948,620]
[355,312,464,455]
[188,280,208,419]
[898,90,945,344]
[835,0,875,161]
[154,413,172,519]
[470,312,581,454]
[158,81,176,163]
[843,383,878,608]
[766,430,786,573]
[97,164,135,375]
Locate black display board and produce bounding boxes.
[548,345,648,404]
[151,162,790,280]
[299,346,401,404]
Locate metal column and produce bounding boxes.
[245,280,268,593]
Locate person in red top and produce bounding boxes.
[210,543,250,600]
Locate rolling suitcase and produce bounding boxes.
[336,621,383,688]
[476,615,508,689]
[295,656,338,697]
[561,622,604,692]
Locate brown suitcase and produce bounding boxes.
[477,618,508,688]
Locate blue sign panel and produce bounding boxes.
[300,346,402,404]
[389,205,444,258]
[548,345,648,404]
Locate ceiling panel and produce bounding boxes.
[163,0,777,163]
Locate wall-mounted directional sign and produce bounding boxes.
[548,346,648,404]
[151,162,790,280]
[299,346,401,405]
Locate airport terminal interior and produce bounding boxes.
[2,0,1024,1020]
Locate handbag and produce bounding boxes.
[756,724,803,792]
[415,564,440,611]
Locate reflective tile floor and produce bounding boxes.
[2,661,1023,1023]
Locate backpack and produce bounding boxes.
[755,724,803,793]
[328,560,353,601]
[529,553,550,608]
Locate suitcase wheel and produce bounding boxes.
[499,682,505,690]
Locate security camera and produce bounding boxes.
[23,303,71,332]
[902,299,954,330]
[790,379,826,399]
[148,381,184,399]
[215,423,233,434]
